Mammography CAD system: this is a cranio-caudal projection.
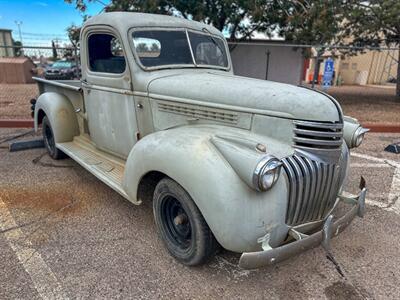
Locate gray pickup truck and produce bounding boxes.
[33,12,368,269]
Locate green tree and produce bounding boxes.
[342,0,400,98]
[65,0,281,39]
[12,39,23,57]
[274,1,343,46]
[66,24,81,47]
[273,1,344,85]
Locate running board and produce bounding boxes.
[57,135,129,200]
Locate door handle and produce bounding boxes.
[81,79,90,88]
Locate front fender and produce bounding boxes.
[34,92,79,143]
[122,125,291,253]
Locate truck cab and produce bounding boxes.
[33,12,368,269]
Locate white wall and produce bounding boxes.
[0,30,14,57]
[229,44,304,85]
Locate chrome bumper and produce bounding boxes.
[239,184,367,270]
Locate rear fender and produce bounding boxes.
[34,92,79,143]
[122,125,289,253]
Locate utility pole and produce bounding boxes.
[265,49,271,80]
[14,20,24,55]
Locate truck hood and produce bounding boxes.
[147,72,341,122]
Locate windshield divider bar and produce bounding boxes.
[185,29,197,67]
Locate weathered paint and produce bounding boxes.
[34,92,79,143]
[33,12,363,255]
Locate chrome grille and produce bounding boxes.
[293,120,343,151]
[282,154,341,226]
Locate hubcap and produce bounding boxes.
[161,196,192,250]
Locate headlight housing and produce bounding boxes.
[351,127,369,148]
[253,155,283,192]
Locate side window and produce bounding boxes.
[88,33,126,74]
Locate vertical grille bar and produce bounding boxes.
[311,161,323,220]
[314,164,329,219]
[282,154,342,226]
[324,165,341,215]
[303,158,317,221]
[283,157,297,223]
[318,165,334,219]
[294,156,311,224]
[288,156,303,224]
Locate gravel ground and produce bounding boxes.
[0,129,399,299]
[0,84,38,119]
[0,83,399,124]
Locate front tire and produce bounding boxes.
[153,178,218,266]
[42,116,65,160]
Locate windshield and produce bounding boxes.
[52,61,74,68]
[132,29,228,69]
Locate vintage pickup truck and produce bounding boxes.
[33,12,368,269]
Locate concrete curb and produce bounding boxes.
[0,119,399,132]
[0,119,34,128]
[363,123,400,133]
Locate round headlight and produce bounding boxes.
[352,127,369,148]
[253,155,283,192]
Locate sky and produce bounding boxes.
[0,0,107,45]
[0,0,271,47]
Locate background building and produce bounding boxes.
[228,39,306,86]
[0,29,14,57]
[304,47,399,86]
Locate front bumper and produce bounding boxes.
[239,184,367,269]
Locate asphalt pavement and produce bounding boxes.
[0,128,399,299]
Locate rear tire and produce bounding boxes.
[42,116,65,160]
[153,178,218,266]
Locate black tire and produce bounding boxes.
[42,116,65,160]
[153,178,218,266]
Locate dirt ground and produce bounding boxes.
[327,85,400,124]
[0,128,400,299]
[0,84,38,119]
[0,83,399,124]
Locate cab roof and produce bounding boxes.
[83,12,223,37]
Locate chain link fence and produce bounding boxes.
[0,45,80,79]
[306,46,399,87]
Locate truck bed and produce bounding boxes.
[33,77,82,94]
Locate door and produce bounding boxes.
[82,30,138,158]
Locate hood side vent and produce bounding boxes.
[293,120,343,150]
[292,120,344,163]
[158,101,238,124]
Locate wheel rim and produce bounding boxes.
[160,195,192,250]
[44,123,55,155]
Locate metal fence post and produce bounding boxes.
[312,48,321,89]
[265,49,271,80]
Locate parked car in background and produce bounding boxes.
[44,60,79,80]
